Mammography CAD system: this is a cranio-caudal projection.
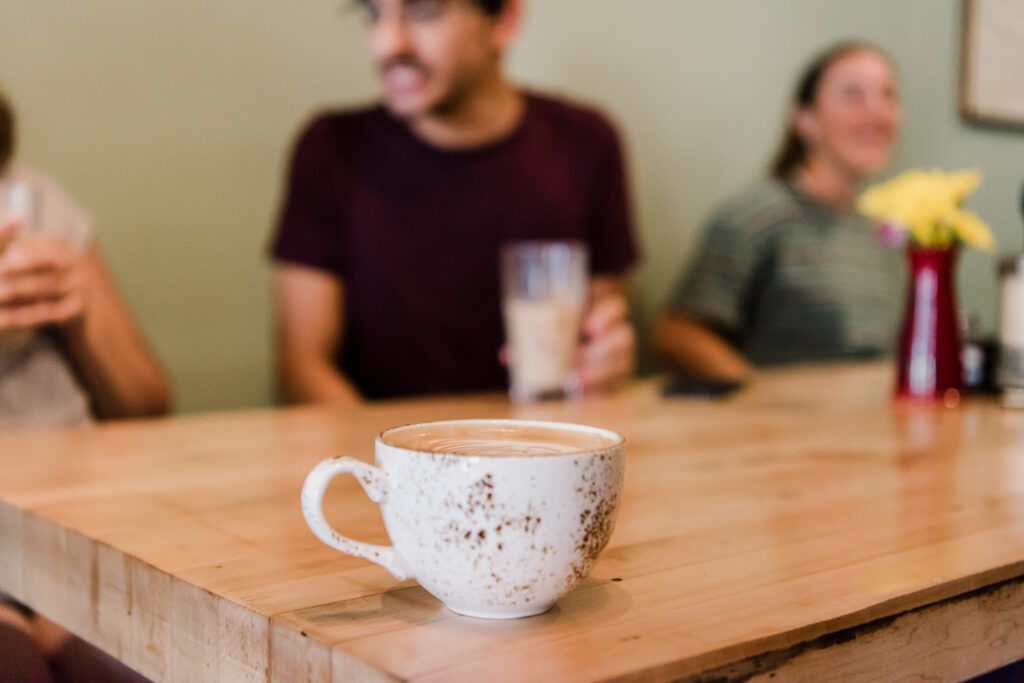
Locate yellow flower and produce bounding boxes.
[857,168,994,250]
[945,169,982,200]
[948,209,993,249]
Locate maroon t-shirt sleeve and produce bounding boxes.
[270,116,345,275]
[584,115,639,277]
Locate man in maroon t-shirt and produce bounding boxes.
[271,0,639,402]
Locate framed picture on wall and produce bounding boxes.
[960,0,1024,129]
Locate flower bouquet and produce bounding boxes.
[857,169,994,403]
[858,168,993,249]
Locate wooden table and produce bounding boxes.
[3,362,1024,681]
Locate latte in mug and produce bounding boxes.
[301,419,625,619]
[384,421,617,456]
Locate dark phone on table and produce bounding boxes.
[661,377,744,398]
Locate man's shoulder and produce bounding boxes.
[298,103,388,140]
[286,103,395,171]
[524,92,621,144]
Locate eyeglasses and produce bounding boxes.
[361,0,464,25]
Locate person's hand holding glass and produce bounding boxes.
[501,241,634,402]
[0,182,85,344]
[575,276,635,392]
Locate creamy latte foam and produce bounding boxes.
[382,422,619,457]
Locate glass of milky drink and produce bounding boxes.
[0,182,37,231]
[501,241,588,402]
[301,419,625,619]
[0,182,40,354]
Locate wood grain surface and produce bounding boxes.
[3,361,1024,681]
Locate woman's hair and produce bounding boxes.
[769,41,891,180]
[0,88,13,172]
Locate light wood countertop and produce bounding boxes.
[3,361,1024,681]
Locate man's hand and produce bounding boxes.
[0,218,86,332]
[576,289,635,392]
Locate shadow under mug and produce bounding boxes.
[301,419,625,619]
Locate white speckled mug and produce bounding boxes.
[301,419,625,619]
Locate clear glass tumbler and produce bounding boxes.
[0,181,40,354]
[501,241,588,402]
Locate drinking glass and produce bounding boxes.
[0,181,39,236]
[0,182,40,353]
[501,241,588,402]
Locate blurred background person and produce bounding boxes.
[0,86,168,682]
[654,41,902,383]
[270,0,638,405]
[0,91,170,427]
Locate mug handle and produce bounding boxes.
[300,456,410,581]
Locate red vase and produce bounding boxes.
[894,247,963,402]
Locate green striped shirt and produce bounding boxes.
[671,179,903,365]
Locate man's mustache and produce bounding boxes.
[379,56,430,77]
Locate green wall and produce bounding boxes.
[0,1,1020,412]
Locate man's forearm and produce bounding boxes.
[277,358,363,406]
